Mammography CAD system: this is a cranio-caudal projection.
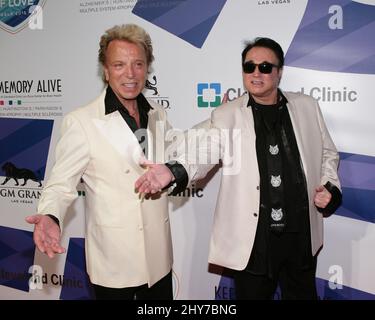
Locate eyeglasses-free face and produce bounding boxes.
[242,61,279,74]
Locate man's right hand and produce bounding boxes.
[25,214,66,258]
[135,162,174,194]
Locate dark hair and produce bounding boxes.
[241,37,284,68]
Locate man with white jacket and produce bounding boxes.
[136,37,342,300]
[26,24,187,300]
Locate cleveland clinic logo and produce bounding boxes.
[171,184,204,198]
[197,83,221,108]
[197,82,245,108]
[0,0,46,34]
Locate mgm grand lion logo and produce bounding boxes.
[145,75,158,96]
[1,162,42,187]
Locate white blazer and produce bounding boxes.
[37,89,173,288]
[182,91,341,271]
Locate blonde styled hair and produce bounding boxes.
[98,24,154,81]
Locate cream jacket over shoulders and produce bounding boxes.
[37,89,173,288]
[182,91,341,271]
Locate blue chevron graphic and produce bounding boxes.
[132,0,227,48]
[60,238,95,300]
[336,152,375,223]
[316,277,375,300]
[0,226,35,292]
[0,118,54,182]
[285,0,375,74]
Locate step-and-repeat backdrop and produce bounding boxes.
[0,0,374,300]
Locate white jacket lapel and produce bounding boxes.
[92,111,146,174]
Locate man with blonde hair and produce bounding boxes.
[26,24,187,300]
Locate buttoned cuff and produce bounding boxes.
[164,161,189,196]
[318,181,342,217]
[46,214,60,228]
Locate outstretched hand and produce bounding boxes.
[222,92,229,104]
[135,161,174,195]
[25,214,65,258]
[314,185,332,209]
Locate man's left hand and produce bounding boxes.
[314,185,332,209]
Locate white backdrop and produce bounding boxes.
[0,0,374,299]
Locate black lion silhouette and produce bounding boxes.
[1,162,42,187]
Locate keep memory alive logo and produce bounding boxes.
[0,118,53,203]
[0,0,46,34]
[0,79,63,118]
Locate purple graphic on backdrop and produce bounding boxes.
[336,152,375,224]
[316,277,375,300]
[276,277,375,300]
[59,238,95,300]
[285,0,375,74]
[0,226,35,292]
[132,0,227,48]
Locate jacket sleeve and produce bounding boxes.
[177,117,224,185]
[37,113,90,231]
[318,181,342,217]
[315,101,342,216]
[315,101,341,190]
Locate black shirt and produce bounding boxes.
[245,91,312,277]
[105,86,151,131]
[105,86,151,155]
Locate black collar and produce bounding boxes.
[247,90,288,110]
[104,86,153,116]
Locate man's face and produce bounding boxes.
[243,46,282,105]
[104,39,148,103]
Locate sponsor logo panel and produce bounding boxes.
[78,0,137,14]
[0,79,64,119]
[0,118,53,205]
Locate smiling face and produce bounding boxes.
[103,39,148,107]
[243,46,283,105]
